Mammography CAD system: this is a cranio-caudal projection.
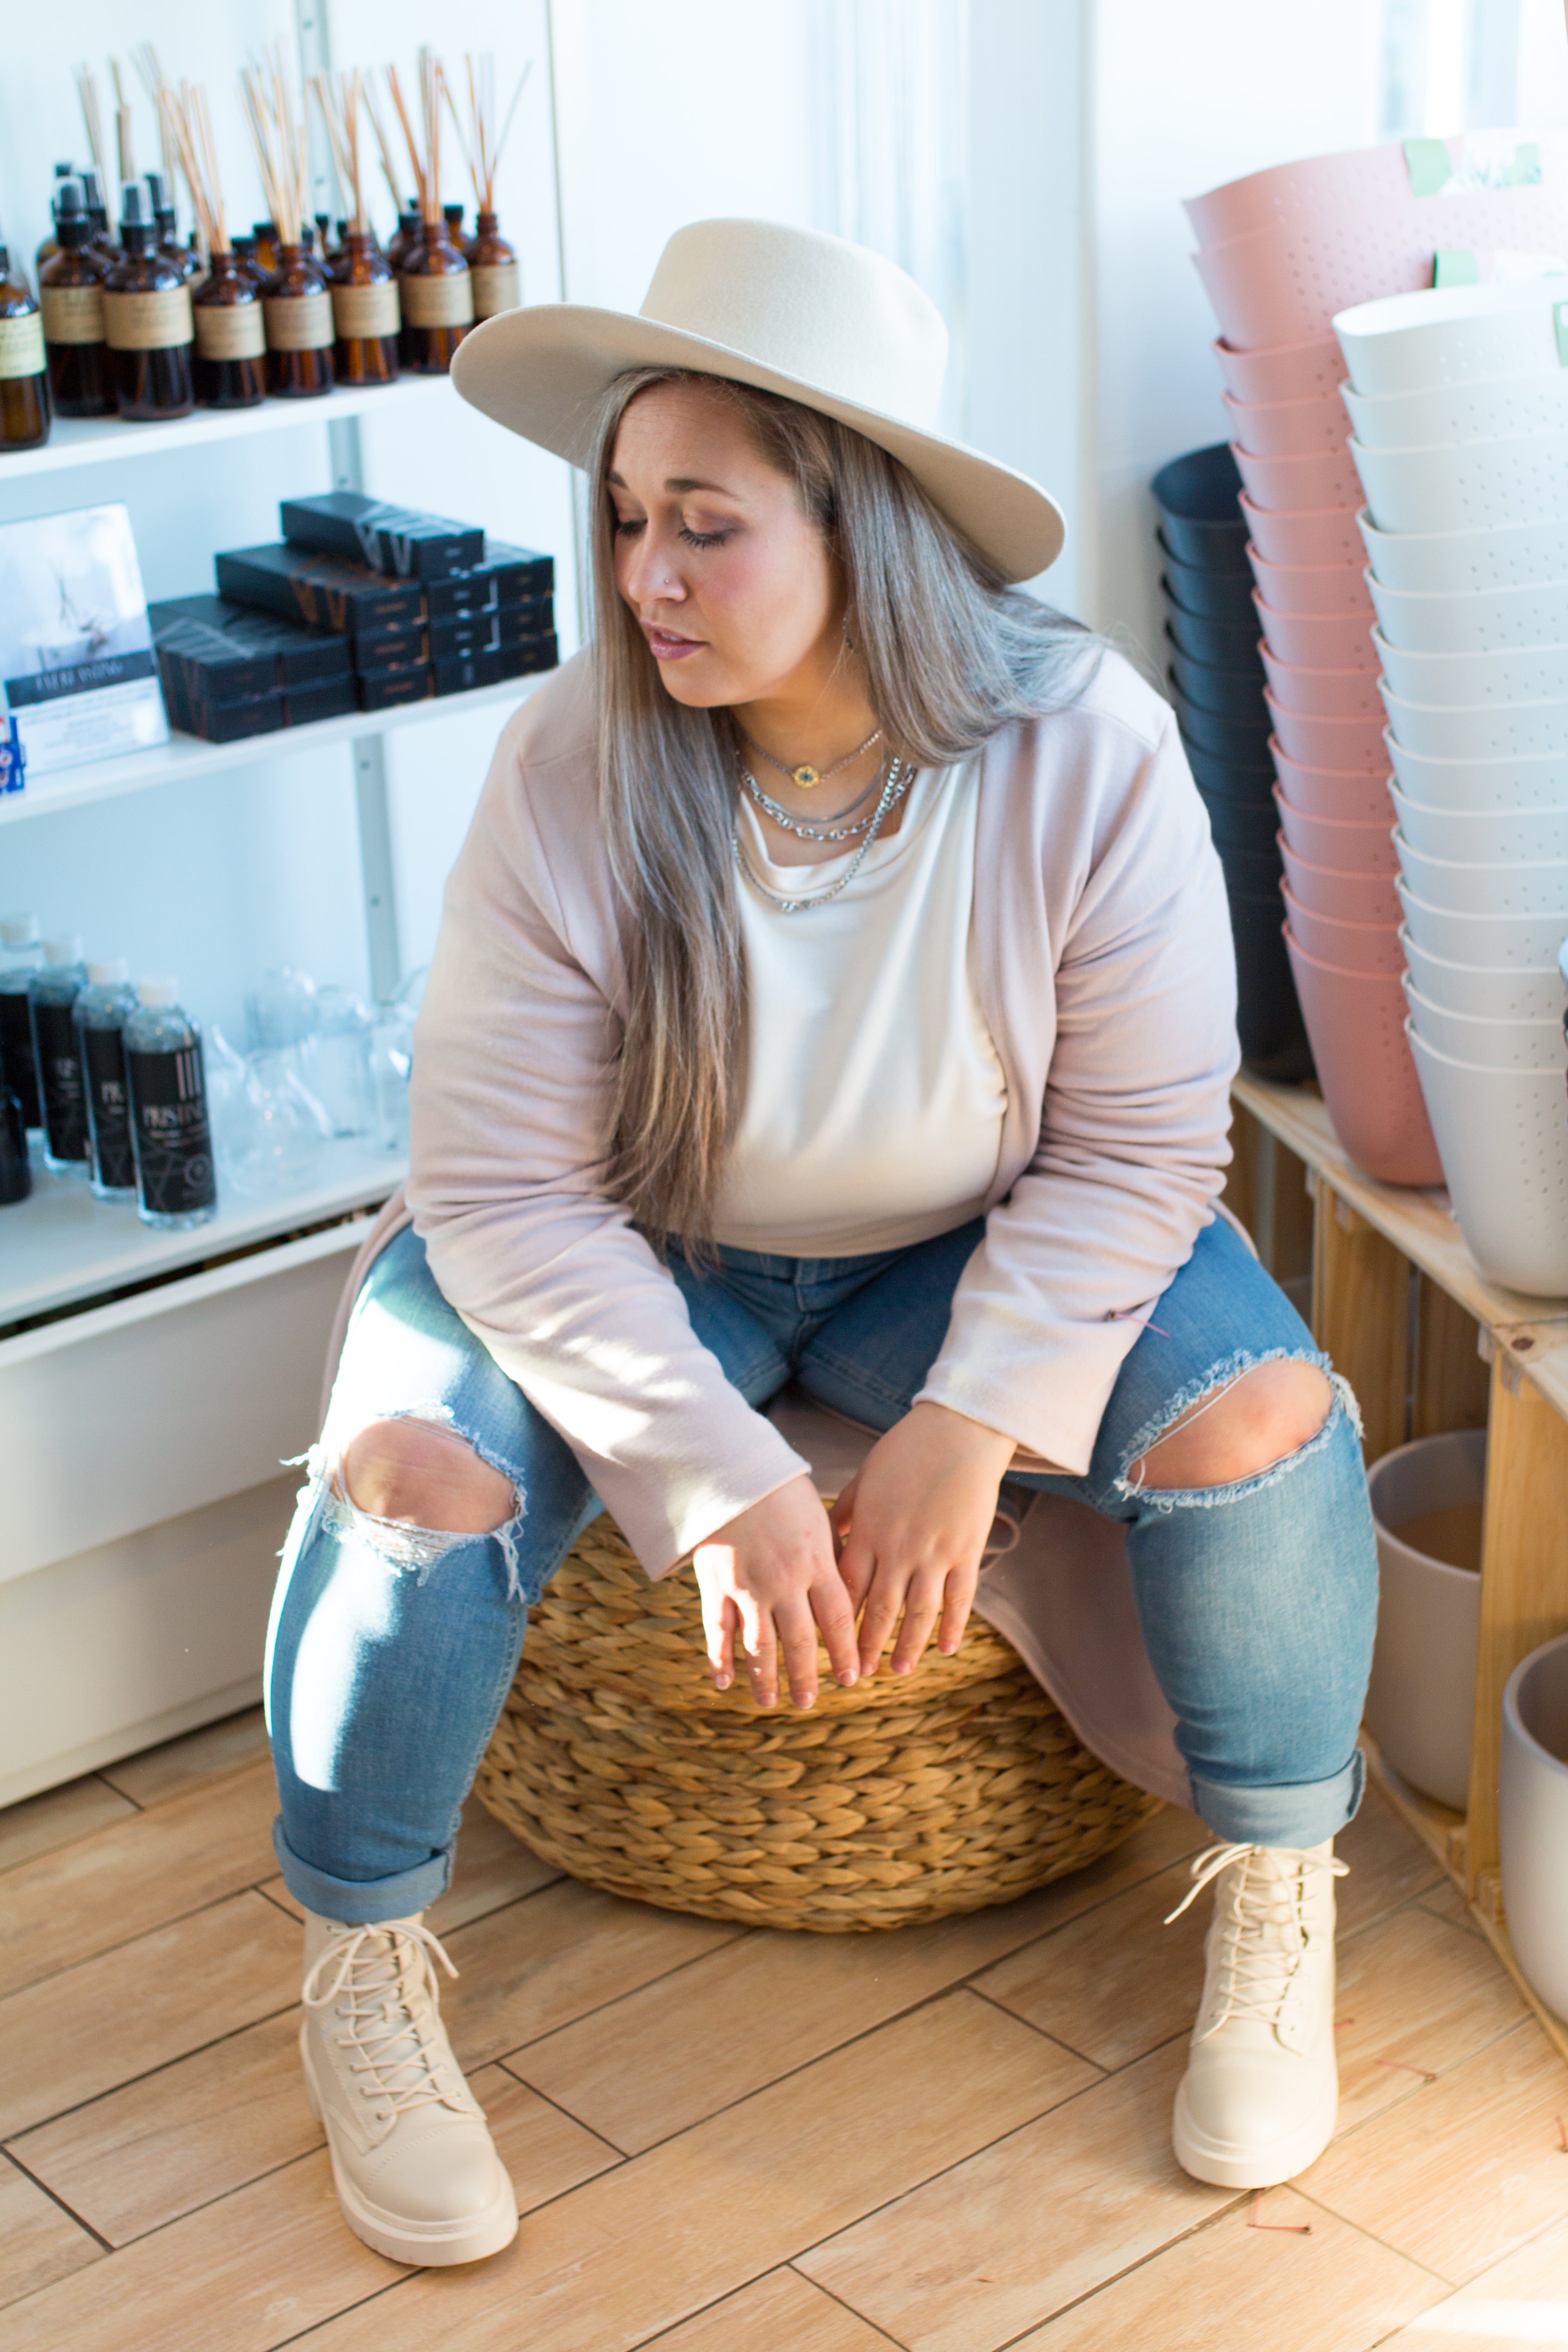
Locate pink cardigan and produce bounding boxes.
[360,647,1238,1575]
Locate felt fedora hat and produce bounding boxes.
[451,217,1067,584]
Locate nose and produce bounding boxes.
[619,523,686,611]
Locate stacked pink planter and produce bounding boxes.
[1185,131,1568,1185]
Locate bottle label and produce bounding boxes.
[128,1040,217,1215]
[263,290,335,351]
[401,271,475,328]
[40,283,105,346]
[195,300,266,360]
[334,280,401,337]
[82,1025,137,1190]
[470,262,521,318]
[34,1001,89,1160]
[0,313,47,378]
[102,285,195,350]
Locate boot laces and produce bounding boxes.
[1166,1842,1348,2039]
[302,1919,465,2120]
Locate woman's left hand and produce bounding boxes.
[830,1402,1017,1678]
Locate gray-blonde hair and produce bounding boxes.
[590,366,1099,1247]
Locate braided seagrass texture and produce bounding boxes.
[475,1512,1160,1933]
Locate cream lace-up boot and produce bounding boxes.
[1169,1841,1348,2189]
[300,1911,518,2265]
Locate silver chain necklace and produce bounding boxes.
[738,760,903,841]
[732,755,911,914]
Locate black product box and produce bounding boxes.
[161,671,287,742]
[280,491,486,580]
[352,620,432,671]
[285,677,357,726]
[426,544,554,619]
[214,545,425,638]
[355,662,434,712]
[150,594,353,695]
[430,602,551,661]
[433,634,559,697]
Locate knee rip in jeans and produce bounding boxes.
[288,1404,527,1598]
[1113,1347,1360,1513]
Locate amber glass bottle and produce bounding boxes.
[193,251,266,408]
[332,232,399,386]
[34,162,76,274]
[252,221,280,274]
[40,181,111,418]
[469,213,521,321]
[101,182,194,420]
[263,242,334,398]
[386,209,420,273]
[398,212,472,373]
[80,168,119,262]
[0,247,51,451]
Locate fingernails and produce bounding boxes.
[715,1672,732,1690]
[838,1669,858,1687]
[892,1660,911,1675]
[799,1691,815,1709]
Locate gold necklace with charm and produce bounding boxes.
[742,724,882,790]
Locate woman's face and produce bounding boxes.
[608,379,842,710]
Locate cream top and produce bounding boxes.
[711,755,1010,1257]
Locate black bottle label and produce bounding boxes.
[35,1000,89,1160]
[128,1041,217,1214]
[0,990,42,1127]
[83,1026,137,1188]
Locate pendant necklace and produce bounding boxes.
[732,755,911,914]
[738,762,898,842]
[741,724,882,791]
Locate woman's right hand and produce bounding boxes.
[693,1474,860,1709]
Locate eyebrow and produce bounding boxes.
[606,471,739,496]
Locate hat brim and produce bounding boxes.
[451,303,1067,585]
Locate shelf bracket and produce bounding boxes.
[327,407,403,1004]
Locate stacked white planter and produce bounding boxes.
[1336,280,1568,1295]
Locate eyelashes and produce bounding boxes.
[611,519,734,550]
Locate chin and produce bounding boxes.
[653,662,738,710]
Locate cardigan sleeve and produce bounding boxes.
[407,704,808,1575]
[912,702,1240,1475]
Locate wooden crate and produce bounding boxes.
[1230,1075,1568,2065]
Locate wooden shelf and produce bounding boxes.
[0,669,550,827]
[0,371,453,481]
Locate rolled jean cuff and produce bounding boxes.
[1188,1746,1364,1850]
[271,1815,454,1925]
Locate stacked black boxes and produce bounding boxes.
[214,493,557,715]
[148,597,355,743]
[1152,443,1311,1081]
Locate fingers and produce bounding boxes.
[809,1568,861,1692]
[735,1588,779,1709]
[856,1563,904,1677]
[938,1564,977,1657]
[775,1595,821,1709]
[828,1472,859,1548]
[699,1580,737,1691]
[889,1571,946,1676]
[836,1527,877,1612]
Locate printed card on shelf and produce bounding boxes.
[0,503,169,776]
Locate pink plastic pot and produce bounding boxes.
[1232,441,1363,515]
[1267,689,1389,772]
[1185,133,1568,249]
[1248,546,1376,618]
[1271,742,1396,825]
[1242,495,1367,568]
[1280,881,1406,973]
[1213,335,1344,407]
[1261,644,1384,717]
[1284,929,1445,1186]
[1280,836,1402,923]
[1256,594,1377,670]
[1274,787,1399,874]
[1221,386,1351,459]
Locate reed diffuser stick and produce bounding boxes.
[446,52,531,211]
[110,59,135,185]
[75,64,107,183]
[132,43,176,184]
[361,79,406,216]
[164,83,227,255]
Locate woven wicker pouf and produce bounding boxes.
[475,1510,1160,1932]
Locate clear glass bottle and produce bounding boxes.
[469,211,521,321]
[0,244,51,453]
[40,179,112,419]
[331,230,399,387]
[263,240,335,398]
[398,210,472,374]
[301,985,373,1136]
[125,977,217,1228]
[193,250,266,410]
[74,956,139,1199]
[102,181,194,422]
[0,913,43,1136]
[28,934,89,1175]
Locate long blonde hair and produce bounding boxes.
[590,366,1099,1247]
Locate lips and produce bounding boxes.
[644,624,704,659]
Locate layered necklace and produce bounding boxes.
[732,749,913,914]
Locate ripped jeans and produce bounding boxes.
[265,1211,1376,1923]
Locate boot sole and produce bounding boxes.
[302,2029,520,2266]
[1172,2072,1339,2190]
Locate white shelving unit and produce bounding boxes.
[0,371,453,481]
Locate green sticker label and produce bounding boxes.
[1433,247,1480,288]
[1405,137,1452,196]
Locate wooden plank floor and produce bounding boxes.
[4,1709,1568,2349]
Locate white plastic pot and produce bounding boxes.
[1395,830,1568,916]
[1376,630,1568,709]
[1501,1635,1568,2021]
[1386,733,1568,813]
[1369,570,1568,656]
[1343,369,1568,454]
[1401,930,1565,1020]
[1359,508,1568,596]
[1352,429,1568,537]
[1397,877,1568,967]
[1382,679,1568,760]
[1408,1025,1568,1294]
[1335,280,1568,398]
[1404,977,1565,1071]
[1388,784,1568,866]
[1365,1429,1485,1813]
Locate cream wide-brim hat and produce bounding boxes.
[451,217,1066,584]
